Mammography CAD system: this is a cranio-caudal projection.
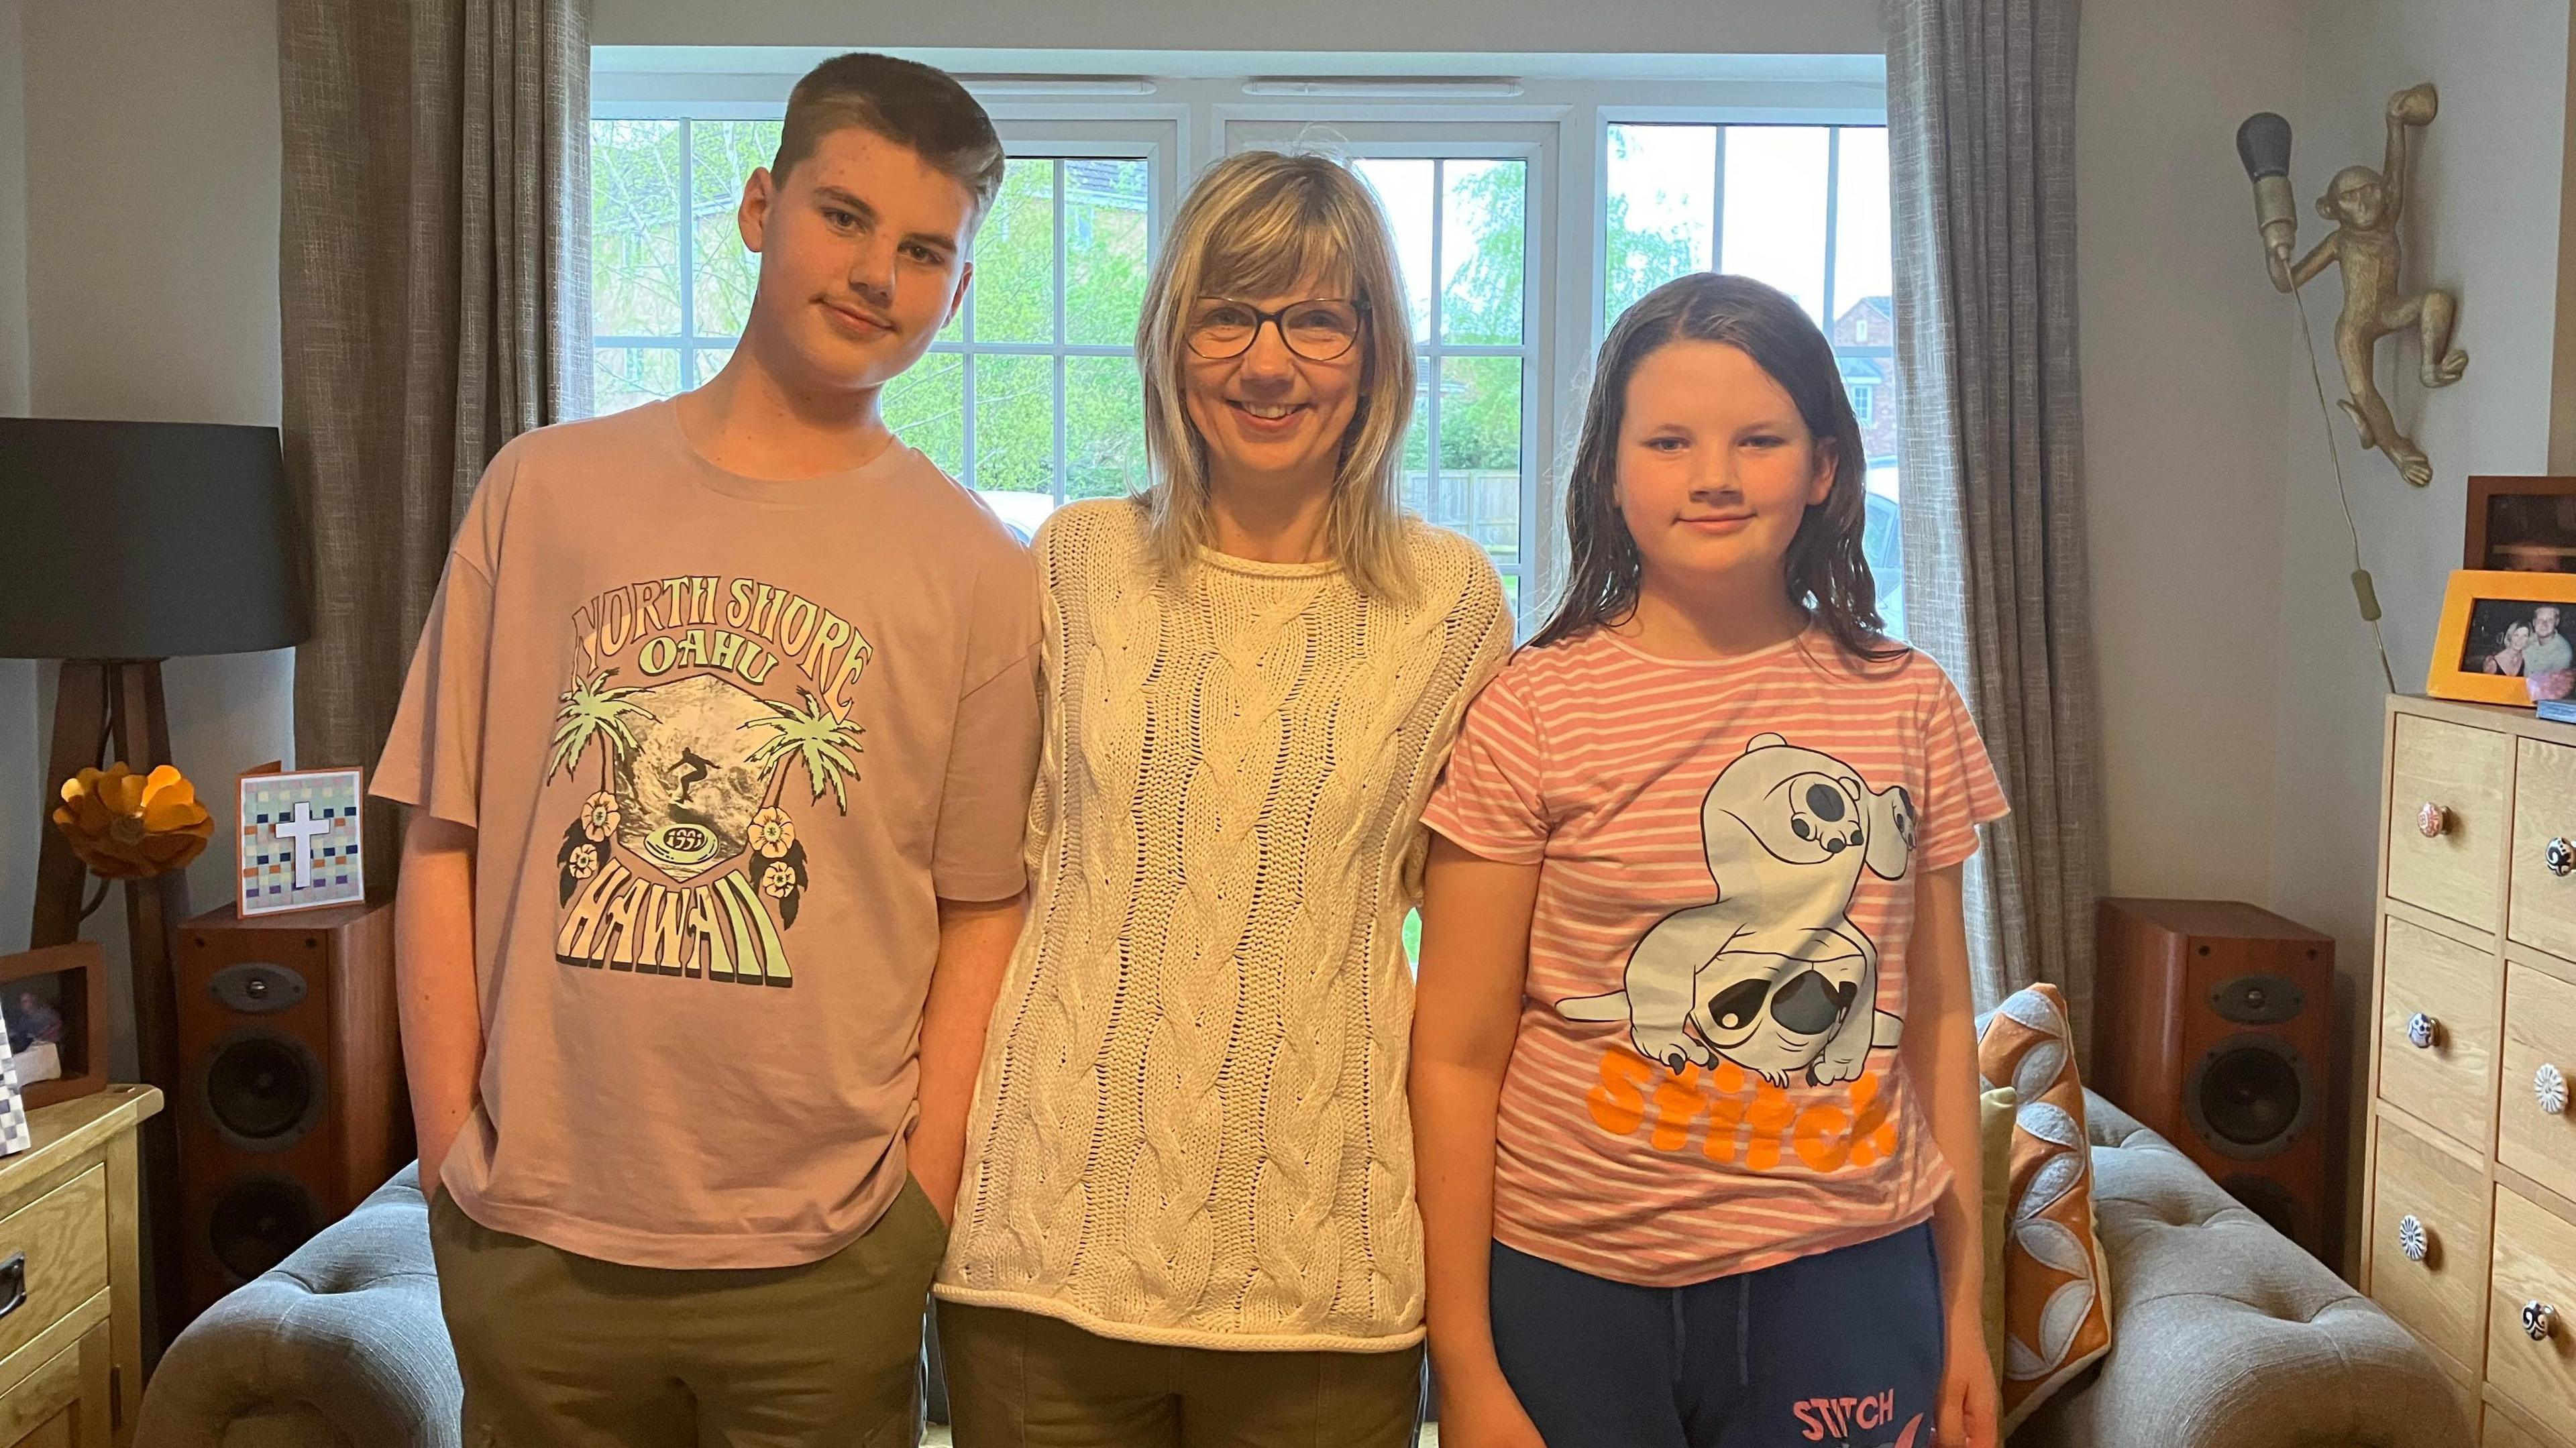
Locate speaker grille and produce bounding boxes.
[2183,1034,2315,1160]
[2218,1171,2308,1246]
[195,1028,325,1152]
[208,1176,321,1282]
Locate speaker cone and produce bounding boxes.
[209,1176,321,1281]
[2183,1034,2314,1160]
[197,1028,324,1150]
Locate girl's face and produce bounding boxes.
[1614,340,1834,594]
[1180,271,1366,496]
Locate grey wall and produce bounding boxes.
[2078,0,2308,905]
[0,0,37,956]
[2272,0,2573,1268]
[15,0,295,1072]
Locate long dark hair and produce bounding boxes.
[1529,273,1900,664]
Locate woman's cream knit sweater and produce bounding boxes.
[935,498,1511,1351]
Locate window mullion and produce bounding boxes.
[1710,124,1727,275]
[1822,127,1842,327]
[1054,158,1069,507]
[1426,158,1444,529]
[678,119,696,392]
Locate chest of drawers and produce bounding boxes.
[2367,698,2576,1445]
[0,1087,160,1448]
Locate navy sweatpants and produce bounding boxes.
[1489,1222,1944,1448]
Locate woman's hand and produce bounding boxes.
[1437,1378,1550,1448]
[1936,1319,2001,1448]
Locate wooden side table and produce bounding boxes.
[0,1087,160,1448]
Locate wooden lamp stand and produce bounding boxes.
[29,658,191,1357]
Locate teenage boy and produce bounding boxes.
[374,52,1038,1447]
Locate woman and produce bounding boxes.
[934,149,1512,1446]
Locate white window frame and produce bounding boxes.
[1225,117,1551,599]
[590,59,1890,598]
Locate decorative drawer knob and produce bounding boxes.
[2539,1063,2570,1115]
[2407,1013,2440,1050]
[2419,802,2451,838]
[2525,1301,2558,1341]
[2398,1214,2430,1263]
[2552,837,2576,878]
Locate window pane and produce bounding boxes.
[1067,159,1150,347]
[973,160,1056,344]
[692,121,778,337]
[1605,124,1713,329]
[594,347,680,416]
[592,119,684,337]
[1831,127,1891,321]
[1438,356,1521,569]
[1354,158,1434,341]
[692,346,733,389]
[883,351,964,478]
[1441,160,1524,346]
[1065,354,1146,500]
[973,353,1053,495]
[1721,126,1830,323]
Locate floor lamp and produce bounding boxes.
[0,418,309,1354]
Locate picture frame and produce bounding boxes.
[2465,476,2576,572]
[236,764,368,917]
[2430,569,2576,706]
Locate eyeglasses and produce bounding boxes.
[1186,298,1368,361]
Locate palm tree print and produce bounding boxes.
[547,669,658,789]
[740,688,867,814]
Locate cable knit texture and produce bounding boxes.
[936,498,1511,1351]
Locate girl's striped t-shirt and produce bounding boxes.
[1421,625,2007,1287]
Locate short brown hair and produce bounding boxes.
[772,54,1005,212]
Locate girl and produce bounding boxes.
[935,150,1513,1447]
[1412,273,2005,1448]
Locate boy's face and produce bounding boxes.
[737,126,978,393]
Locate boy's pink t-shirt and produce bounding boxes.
[372,401,1040,1270]
[1421,627,2007,1287]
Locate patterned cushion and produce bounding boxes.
[1978,984,2113,1433]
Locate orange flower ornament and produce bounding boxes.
[52,763,213,880]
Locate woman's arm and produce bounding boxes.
[1411,832,1546,1448]
[1902,864,2000,1448]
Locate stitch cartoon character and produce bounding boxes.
[1558,734,1915,1087]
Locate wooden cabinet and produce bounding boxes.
[0,1088,160,1448]
[2389,712,2510,932]
[2367,698,2576,1443]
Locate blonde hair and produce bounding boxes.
[1134,150,1417,600]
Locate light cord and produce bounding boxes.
[2290,279,2401,693]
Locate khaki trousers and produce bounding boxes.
[936,1300,1425,1448]
[428,1180,947,1448]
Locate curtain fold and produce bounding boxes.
[278,0,590,860]
[1886,0,2104,1046]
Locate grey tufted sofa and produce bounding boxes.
[136,1096,2467,1448]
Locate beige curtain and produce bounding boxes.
[278,0,590,858]
[1886,0,2106,1047]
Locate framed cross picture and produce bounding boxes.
[237,766,367,917]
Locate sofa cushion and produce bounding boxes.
[2019,1106,2473,1448]
[136,1164,462,1448]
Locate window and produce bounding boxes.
[1602,121,1903,636]
[1334,150,1538,613]
[588,60,1890,626]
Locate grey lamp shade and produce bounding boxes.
[0,418,310,659]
